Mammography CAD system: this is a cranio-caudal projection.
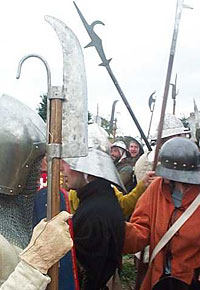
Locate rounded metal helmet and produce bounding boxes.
[0,94,46,195]
[63,123,125,191]
[156,137,200,184]
[152,113,190,140]
[111,140,128,152]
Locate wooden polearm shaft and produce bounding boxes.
[46,90,62,290]
[48,98,62,217]
[152,0,185,171]
[173,99,176,115]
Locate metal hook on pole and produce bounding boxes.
[16,53,52,95]
[16,53,52,220]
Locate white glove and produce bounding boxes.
[20,211,73,274]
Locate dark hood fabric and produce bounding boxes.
[73,178,125,290]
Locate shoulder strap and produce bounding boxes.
[149,193,200,266]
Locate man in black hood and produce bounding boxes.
[62,124,125,290]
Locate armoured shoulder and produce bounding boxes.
[135,151,154,182]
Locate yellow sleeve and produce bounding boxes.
[114,181,146,217]
[68,190,80,214]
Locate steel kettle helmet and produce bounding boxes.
[152,113,190,141]
[156,137,200,184]
[63,123,125,191]
[111,140,130,158]
[111,140,128,152]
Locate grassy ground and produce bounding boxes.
[120,255,137,290]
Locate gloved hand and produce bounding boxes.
[20,211,73,274]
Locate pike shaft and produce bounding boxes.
[153,0,184,171]
[173,99,176,115]
[46,98,62,290]
[106,65,152,151]
[73,2,151,151]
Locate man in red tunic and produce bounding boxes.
[124,137,200,290]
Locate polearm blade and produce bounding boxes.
[152,0,188,170]
[74,1,152,151]
[45,15,88,159]
[109,100,118,136]
[147,91,156,139]
[45,15,88,290]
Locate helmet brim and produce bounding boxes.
[63,148,126,192]
[156,164,200,185]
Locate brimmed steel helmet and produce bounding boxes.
[152,113,190,141]
[156,137,200,184]
[63,123,125,191]
[111,140,127,151]
[111,140,131,158]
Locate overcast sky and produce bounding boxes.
[0,0,199,139]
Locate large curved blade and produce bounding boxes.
[45,15,88,158]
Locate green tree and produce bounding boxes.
[101,117,111,135]
[37,94,93,124]
[180,115,190,129]
[88,111,93,124]
[37,94,47,122]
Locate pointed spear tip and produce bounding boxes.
[44,15,56,24]
[73,1,79,10]
[44,15,50,21]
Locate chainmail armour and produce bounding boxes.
[0,158,42,249]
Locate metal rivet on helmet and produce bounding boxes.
[156,137,200,184]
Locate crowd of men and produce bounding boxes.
[0,94,200,290]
